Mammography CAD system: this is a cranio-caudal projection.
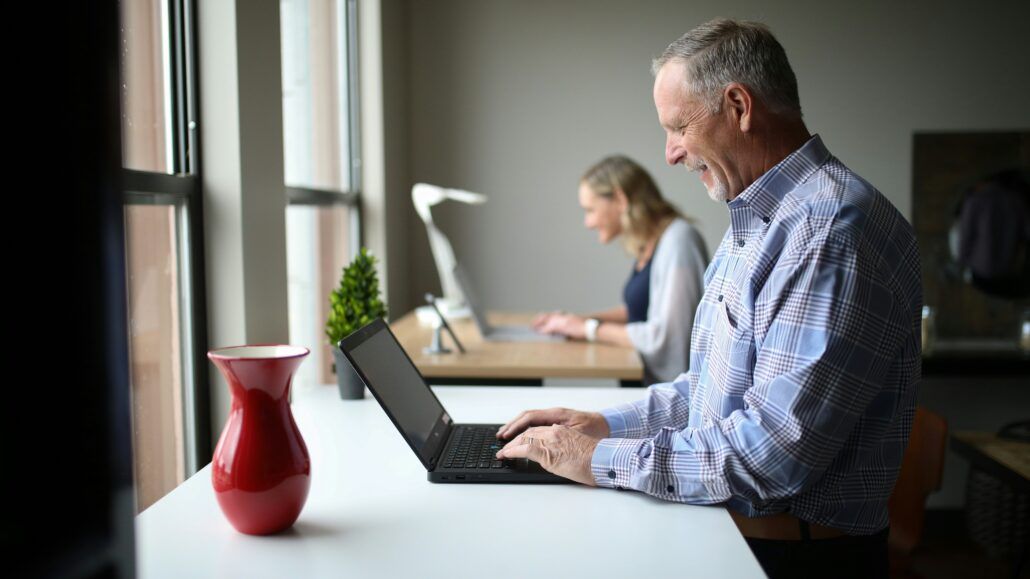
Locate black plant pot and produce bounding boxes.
[331,348,366,400]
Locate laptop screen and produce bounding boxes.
[452,263,490,333]
[345,323,446,456]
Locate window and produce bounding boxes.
[120,0,208,512]
[281,0,362,394]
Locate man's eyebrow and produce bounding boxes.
[660,111,684,131]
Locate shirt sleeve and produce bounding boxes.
[599,379,693,439]
[625,222,708,383]
[592,229,910,504]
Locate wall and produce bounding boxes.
[200,0,290,448]
[405,0,1030,313]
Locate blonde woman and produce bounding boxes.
[534,155,708,384]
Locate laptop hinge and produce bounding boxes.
[423,413,452,470]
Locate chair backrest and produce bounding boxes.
[888,406,949,554]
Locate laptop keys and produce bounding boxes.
[443,427,514,470]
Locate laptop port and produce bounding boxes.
[455,475,466,480]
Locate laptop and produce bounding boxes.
[452,264,563,342]
[338,318,569,484]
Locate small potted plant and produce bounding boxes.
[326,248,388,399]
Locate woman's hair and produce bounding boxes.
[581,155,684,256]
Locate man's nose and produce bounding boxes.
[665,136,684,166]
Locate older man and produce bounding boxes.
[496,19,922,578]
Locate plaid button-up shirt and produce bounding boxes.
[591,135,922,535]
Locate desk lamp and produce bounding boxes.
[412,183,487,316]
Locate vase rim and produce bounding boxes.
[208,344,310,360]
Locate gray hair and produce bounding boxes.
[652,19,802,118]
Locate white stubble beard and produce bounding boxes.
[686,158,728,203]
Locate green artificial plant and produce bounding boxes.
[325,248,388,347]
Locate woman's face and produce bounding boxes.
[578,182,625,244]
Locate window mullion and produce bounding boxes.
[182,0,199,175]
[345,0,361,195]
[160,0,175,174]
[169,0,187,175]
[175,199,199,476]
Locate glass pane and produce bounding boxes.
[287,204,353,395]
[281,0,353,190]
[125,204,185,512]
[120,0,172,173]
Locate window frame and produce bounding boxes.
[121,0,211,478]
[283,0,364,391]
[284,0,363,251]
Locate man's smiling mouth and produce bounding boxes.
[685,158,708,173]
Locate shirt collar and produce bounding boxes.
[727,134,830,220]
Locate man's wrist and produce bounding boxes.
[590,411,612,439]
[600,406,637,438]
[591,438,636,489]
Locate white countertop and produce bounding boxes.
[136,385,764,578]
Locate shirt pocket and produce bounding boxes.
[710,301,755,400]
[711,300,737,343]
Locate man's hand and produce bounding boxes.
[496,425,600,486]
[496,407,609,440]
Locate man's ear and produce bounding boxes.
[723,83,752,133]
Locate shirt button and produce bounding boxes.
[666,485,674,493]
[737,240,745,247]
[717,295,724,302]
[608,470,616,479]
[762,216,771,224]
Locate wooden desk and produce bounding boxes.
[136,386,764,578]
[950,431,1029,576]
[951,431,1030,492]
[390,311,643,383]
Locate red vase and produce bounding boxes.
[207,345,311,535]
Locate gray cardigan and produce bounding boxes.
[624,218,709,384]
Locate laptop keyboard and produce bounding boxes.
[442,426,513,470]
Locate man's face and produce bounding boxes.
[653,62,740,202]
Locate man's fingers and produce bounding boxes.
[497,410,562,439]
[496,433,544,463]
[497,411,552,438]
[496,411,530,439]
[497,426,557,457]
[497,411,539,439]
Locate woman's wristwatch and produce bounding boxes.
[584,318,600,342]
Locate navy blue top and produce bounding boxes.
[623,257,652,323]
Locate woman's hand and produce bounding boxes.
[532,310,562,330]
[535,313,588,340]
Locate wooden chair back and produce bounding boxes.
[888,406,948,571]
